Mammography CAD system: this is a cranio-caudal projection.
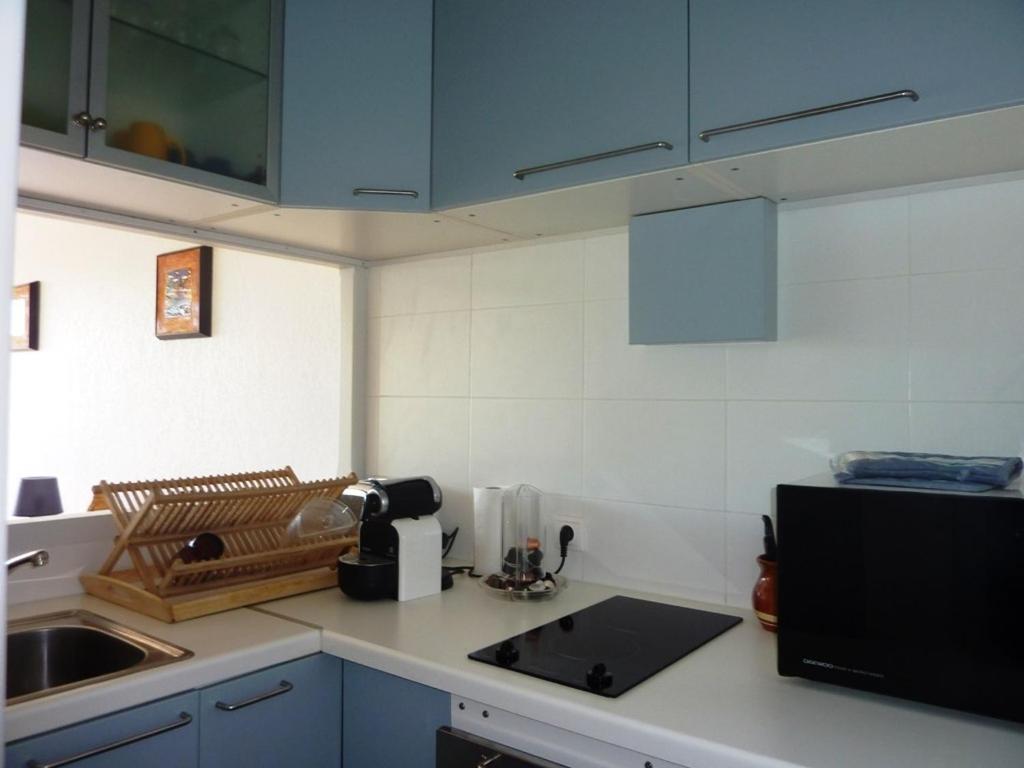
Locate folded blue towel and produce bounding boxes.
[831,451,1023,492]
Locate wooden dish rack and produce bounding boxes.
[80,467,358,622]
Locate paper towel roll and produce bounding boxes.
[473,486,505,576]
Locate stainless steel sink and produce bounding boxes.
[6,610,193,705]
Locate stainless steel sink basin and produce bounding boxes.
[6,610,193,705]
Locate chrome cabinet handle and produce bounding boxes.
[69,112,107,131]
[26,712,193,768]
[478,754,502,767]
[512,140,674,180]
[352,188,419,199]
[215,680,293,711]
[697,89,919,142]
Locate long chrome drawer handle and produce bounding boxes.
[352,188,419,198]
[26,712,193,768]
[215,680,293,711]
[513,140,674,180]
[697,89,920,142]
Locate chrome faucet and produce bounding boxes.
[6,549,49,573]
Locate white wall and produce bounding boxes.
[365,175,1024,607]
[8,211,349,514]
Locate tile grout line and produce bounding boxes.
[905,196,914,448]
[721,398,730,604]
[372,394,1024,405]
[467,252,477,491]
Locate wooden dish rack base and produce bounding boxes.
[81,467,358,622]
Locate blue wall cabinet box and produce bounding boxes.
[432,0,688,209]
[343,661,450,768]
[199,654,341,768]
[690,0,1024,163]
[281,0,433,211]
[5,691,199,768]
[629,199,777,344]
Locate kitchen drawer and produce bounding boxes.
[6,691,199,768]
[690,0,1024,162]
[199,654,341,768]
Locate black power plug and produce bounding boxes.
[554,524,575,575]
[559,524,575,558]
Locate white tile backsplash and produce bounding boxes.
[372,396,472,560]
[472,240,584,308]
[365,176,1024,607]
[910,269,1024,402]
[583,399,726,510]
[377,254,471,316]
[909,402,1024,457]
[725,511,765,607]
[471,303,583,398]
[470,398,583,496]
[909,179,1024,274]
[583,230,629,300]
[373,311,470,397]
[581,498,726,604]
[727,278,909,401]
[778,197,909,284]
[584,299,726,400]
[726,401,910,516]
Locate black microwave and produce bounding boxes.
[776,476,1024,723]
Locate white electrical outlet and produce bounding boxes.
[549,516,586,553]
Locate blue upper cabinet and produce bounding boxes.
[87,0,283,201]
[198,654,341,768]
[432,0,689,209]
[343,661,450,768]
[690,0,1024,163]
[281,0,432,211]
[6,691,199,768]
[20,0,91,156]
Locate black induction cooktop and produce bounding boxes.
[468,596,742,697]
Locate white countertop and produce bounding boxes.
[5,594,320,742]
[257,577,1024,768]
[6,579,1022,766]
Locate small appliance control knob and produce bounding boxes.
[495,640,520,667]
[585,663,613,692]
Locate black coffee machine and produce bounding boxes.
[337,476,444,601]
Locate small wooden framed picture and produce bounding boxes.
[11,281,39,351]
[155,246,212,340]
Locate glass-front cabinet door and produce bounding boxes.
[87,0,282,200]
[20,0,91,155]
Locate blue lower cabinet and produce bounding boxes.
[342,661,449,768]
[6,691,199,768]
[199,654,341,768]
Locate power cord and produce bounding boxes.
[441,526,459,559]
[553,524,574,575]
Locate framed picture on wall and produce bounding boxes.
[155,246,212,340]
[11,281,39,351]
